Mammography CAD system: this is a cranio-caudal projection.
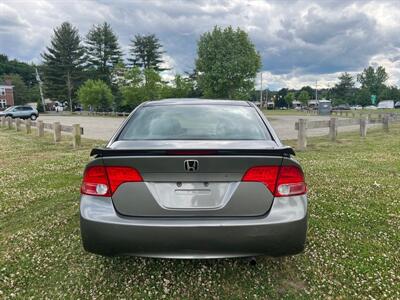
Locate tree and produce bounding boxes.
[143,68,163,100]
[120,67,145,108]
[333,72,355,104]
[128,34,165,71]
[77,79,113,111]
[275,88,288,107]
[41,22,85,111]
[284,92,295,106]
[195,26,261,99]
[298,90,310,104]
[379,85,400,101]
[357,66,388,101]
[85,22,122,84]
[355,88,371,106]
[36,99,44,113]
[172,75,192,98]
[2,74,28,105]
[0,54,36,84]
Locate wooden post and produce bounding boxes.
[329,117,338,141]
[25,119,31,134]
[37,120,44,137]
[53,122,61,142]
[72,124,81,148]
[360,117,367,137]
[352,112,355,118]
[7,117,12,129]
[297,119,307,151]
[16,118,21,131]
[0,116,5,127]
[383,114,389,133]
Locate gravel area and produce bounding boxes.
[38,114,378,141]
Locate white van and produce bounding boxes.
[377,100,394,109]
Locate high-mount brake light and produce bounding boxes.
[242,165,306,197]
[81,166,142,197]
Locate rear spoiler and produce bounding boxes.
[90,147,295,158]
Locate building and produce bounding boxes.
[0,82,14,109]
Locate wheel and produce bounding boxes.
[30,114,37,120]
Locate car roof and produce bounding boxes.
[142,98,251,107]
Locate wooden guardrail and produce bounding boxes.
[331,110,400,119]
[295,114,398,150]
[0,116,83,148]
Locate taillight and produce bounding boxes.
[242,165,306,197]
[275,166,307,197]
[81,166,142,197]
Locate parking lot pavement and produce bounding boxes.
[38,114,375,141]
[38,115,125,141]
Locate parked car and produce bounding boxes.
[350,105,362,110]
[334,104,351,110]
[80,99,308,258]
[0,105,39,120]
[395,101,400,109]
[364,105,378,110]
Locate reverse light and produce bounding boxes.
[81,166,142,197]
[242,165,306,197]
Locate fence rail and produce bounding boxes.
[0,116,83,148]
[295,114,399,150]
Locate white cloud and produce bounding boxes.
[1,0,400,89]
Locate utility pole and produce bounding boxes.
[315,80,318,101]
[260,72,263,108]
[35,68,46,111]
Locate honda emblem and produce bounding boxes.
[184,160,199,172]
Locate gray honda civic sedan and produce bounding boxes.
[80,99,307,258]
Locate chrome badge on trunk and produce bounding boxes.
[184,160,199,172]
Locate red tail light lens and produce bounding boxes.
[242,166,280,194]
[242,165,306,197]
[106,166,143,193]
[81,166,142,197]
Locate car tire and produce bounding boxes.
[30,114,37,120]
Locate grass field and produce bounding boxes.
[1,126,399,299]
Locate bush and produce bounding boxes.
[77,79,113,111]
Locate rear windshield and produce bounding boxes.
[118,104,271,140]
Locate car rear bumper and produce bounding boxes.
[80,194,308,258]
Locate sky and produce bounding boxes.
[1,0,400,90]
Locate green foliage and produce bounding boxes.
[41,22,85,109]
[85,22,122,84]
[333,72,355,104]
[129,34,166,71]
[0,54,36,84]
[120,67,165,108]
[172,75,192,98]
[355,88,371,106]
[2,74,28,105]
[195,26,261,99]
[77,79,113,111]
[298,90,310,104]
[36,99,44,113]
[379,85,400,101]
[357,66,388,100]
[284,92,295,105]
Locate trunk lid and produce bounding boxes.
[93,141,292,217]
